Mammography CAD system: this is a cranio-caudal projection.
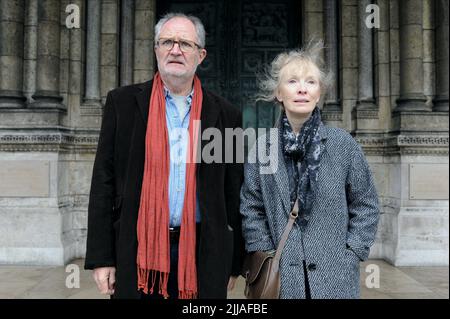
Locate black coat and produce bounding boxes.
[84,80,244,299]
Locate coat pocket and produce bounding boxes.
[344,248,361,295]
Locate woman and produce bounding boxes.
[240,42,380,299]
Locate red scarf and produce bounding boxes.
[137,72,202,299]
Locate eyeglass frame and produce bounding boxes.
[155,37,204,53]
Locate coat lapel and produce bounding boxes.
[199,90,220,136]
[268,128,291,215]
[317,122,328,164]
[197,89,221,170]
[135,80,152,125]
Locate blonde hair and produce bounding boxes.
[256,39,333,108]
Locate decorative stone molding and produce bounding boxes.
[355,135,449,148]
[2,131,447,155]
[399,148,449,156]
[354,134,449,156]
[354,136,385,147]
[396,135,449,147]
[0,131,99,153]
[354,135,386,156]
[321,110,343,122]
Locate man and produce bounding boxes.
[84,13,244,299]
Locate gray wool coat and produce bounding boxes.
[240,123,380,299]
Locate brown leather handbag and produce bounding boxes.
[242,200,299,299]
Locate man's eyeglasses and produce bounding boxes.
[156,38,202,53]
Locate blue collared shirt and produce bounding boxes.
[164,87,201,227]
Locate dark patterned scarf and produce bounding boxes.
[281,107,323,227]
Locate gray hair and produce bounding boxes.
[154,13,206,48]
[256,39,333,107]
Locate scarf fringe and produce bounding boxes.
[158,271,169,298]
[179,290,198,299]
[138,267,170,298]
[137,266,150,294]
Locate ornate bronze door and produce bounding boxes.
[157,0,301,129]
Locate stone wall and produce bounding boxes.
[0,0,448,266]
[0,0,156,265]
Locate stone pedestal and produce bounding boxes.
[384,154,449,266]
[0,133,97,265]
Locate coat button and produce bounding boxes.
[307,263,317,271]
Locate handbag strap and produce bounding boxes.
[273,199,299,261]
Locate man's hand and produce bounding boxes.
[227,276,238,291]
[93,267,116,295]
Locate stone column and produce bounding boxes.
[303,0,324,43]
[83,0,101,106]
[339,1,358,129]
[356,0,376,110]
[23,0,38,102]
[133,0,156,83]
[423,0,435,111]
[434,0,449,112]
[0,0,26,108]
[323,0,340,111]
[120,0,134,86]
[395,0,428,112]
[30,0,63,109]
[354,0,378,133]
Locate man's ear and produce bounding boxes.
[199,49,207,64]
